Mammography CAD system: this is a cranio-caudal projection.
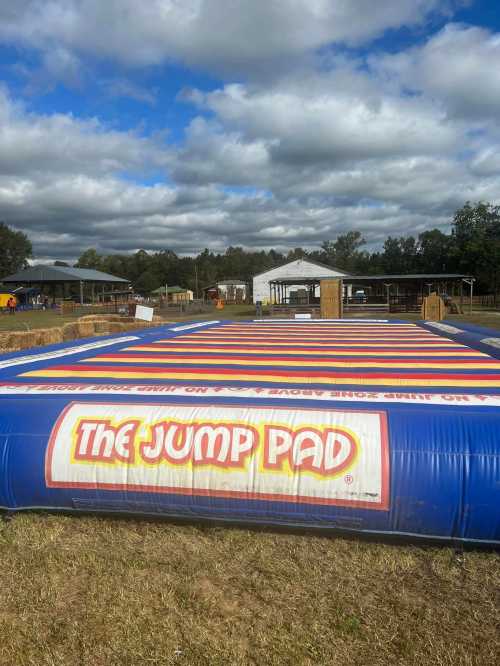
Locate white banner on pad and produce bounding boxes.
[3,383,499,407]
[170,321,220,331]
[0,337,139,370]
[46,402,389,510]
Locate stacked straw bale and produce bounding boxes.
[0,315,167,352]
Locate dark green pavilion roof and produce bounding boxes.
[1,265,128,284]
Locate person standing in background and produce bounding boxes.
[7,296,16,315]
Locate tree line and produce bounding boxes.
[1,202,499,295]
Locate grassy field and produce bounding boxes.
[0,305,255,332]
[0,310,79,332]
[0,514,498,666]
[2,304,500,332]
[447,312,500,330]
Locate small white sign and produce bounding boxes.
[295,313,311,319]
[135,305,154,322]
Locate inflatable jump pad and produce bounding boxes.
[0,318,499,545]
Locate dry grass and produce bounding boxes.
[0,311,79,332]
[449,312,500,331]
[0,514,498,666]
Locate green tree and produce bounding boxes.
[321,231,366,273]
[286,247,308,262]
[101,254,130,280]
[452,201,500,293]
[417,229,453,273]
[75,248,103,270]
[381,236,418,274]
[134,268,161,294]
[0,222,32,277]
[196,248,218,287]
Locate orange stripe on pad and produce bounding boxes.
[127,345,486,357]
[89,355,500,370]
[22,367,500,388]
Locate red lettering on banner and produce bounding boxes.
[263,425,358,476]
[74,419,140,463]
[139,421,258,469]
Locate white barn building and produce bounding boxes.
[252,259,349,304]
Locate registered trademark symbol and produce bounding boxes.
[344,474,353,485]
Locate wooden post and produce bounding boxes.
[422,292,446,321]
[462,278,475,315]
[320,279,342,319]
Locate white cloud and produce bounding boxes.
[201,80,458,165]
[0,0,460,77]
[103,79,157,105]
[373,24,500,121]
[0,88,167,177]
[1,5,499,261]
[172,117,270,186]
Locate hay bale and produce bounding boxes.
[76,321,96,338]
[124,321,152,331]
[62,322,80,341]
[108,322,126,333]
[60,301,75,316]
[5,331,38,350]
[77,315,103,322]
[0,315,162,354]
[101,314,123,322]
[78,314,125,323]
[33,327,63,347]
[92,320,111,334]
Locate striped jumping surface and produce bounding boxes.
[21,320,500,390]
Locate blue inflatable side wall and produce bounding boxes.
[0,319,499,545]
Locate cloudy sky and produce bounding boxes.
[0,1,499,261]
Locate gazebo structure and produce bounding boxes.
[267,272,475,315]
[268,275,334,307]
[1,265,129,305]
[343,273,475,312]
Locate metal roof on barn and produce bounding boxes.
[253,258,348,278]
[344,273,473,281]
[1,265,129,284]
[270,273,473,285]
[151,285,189,294]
